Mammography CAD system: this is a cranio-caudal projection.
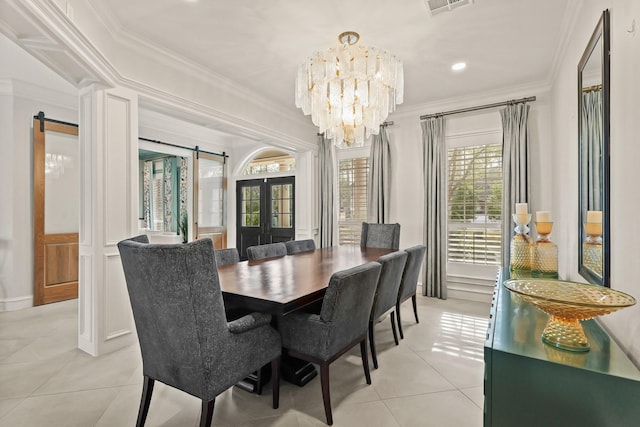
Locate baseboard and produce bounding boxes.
[0,295,33,312]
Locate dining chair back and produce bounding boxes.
[360,222,401,250]
[214,247,240,266]
[369,251,408,369]
[396,245,427,339]
[246,242,287,260]
[118,235,281,427]
[285,239,316,254]
[278,262,382,425]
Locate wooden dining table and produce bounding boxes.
[217,245,393,315]
[217,245,393,391]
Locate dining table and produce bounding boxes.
[217,245,394,392]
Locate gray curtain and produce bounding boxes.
[368,125,391,223]
[581,90,602,210]
[500,103,531,268]
[319,134,335,248]
[421,117,447,299]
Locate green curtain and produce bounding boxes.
[421,117,447,299]
[368,125,391,223]
[581,90,602,211]
[319,134,334,247]
[500,103,531,268]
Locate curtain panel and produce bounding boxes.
[368,125,392,223]
[581,91,602,211]
[500,103,531,268]
[421,117,447,299]
[319,134,335,248]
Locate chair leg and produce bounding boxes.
[319,362,333,425]
[412,294,419,324]
[136,376,154,427]
[271,356,280,410]
[390,311,399,346]
[368,321,378,370]
[255,368,263,395]
[200,399,215,427]
[360,339,372,385]
[396,301,404,340]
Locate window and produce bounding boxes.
[447,142,502,265]
[338,157,369,245]
[244,150,295,175]
[271,183,293,228]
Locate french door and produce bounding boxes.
[33,114,79,305]
[236,177,295,260]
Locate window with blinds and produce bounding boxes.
[338,157,369,245]
[447,143,502,265]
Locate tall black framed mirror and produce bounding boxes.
[578,10,610,287]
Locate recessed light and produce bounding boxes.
[452,62,466,71]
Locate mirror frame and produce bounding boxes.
[578,10,610,287]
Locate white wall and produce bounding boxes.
[551,0,640,364]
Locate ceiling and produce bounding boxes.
[90,0,574,112]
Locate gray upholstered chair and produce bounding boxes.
[285,239,316,254]
[279,262,382,425]
[246,242,287,260]
[368,251,408,369]
[397,245,427,339]
[214,247,240,266]
[360,222,401,250]
[117,235,281,427]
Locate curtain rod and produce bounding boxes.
[419,96,536,120]
[139,137,227,159]
[316,121,394,136]
[582,84,602,93]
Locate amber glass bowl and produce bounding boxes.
[503,279,636,352]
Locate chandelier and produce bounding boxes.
[295,31,404,147]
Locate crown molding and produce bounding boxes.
[546,0,582,86]
[2,0,317,151]
[84,0,313,131]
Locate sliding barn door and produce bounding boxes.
[33,115,79,306]
[193,151,227,248]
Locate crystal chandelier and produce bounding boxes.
[295,31,404,148]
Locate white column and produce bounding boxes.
[295,150,317,241]
[78,85,139,356]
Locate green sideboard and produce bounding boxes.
[484,269,640,427]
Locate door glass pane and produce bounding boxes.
[44,131,79,234]
[271,184,293,229]
[198,156,225,227]
[241,185,261,227]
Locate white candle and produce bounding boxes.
[515,213,530,225]
[536,211,551,222]
[515,203,528,214]
[586,210,602,223]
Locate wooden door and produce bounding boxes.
[236,177,295,260]
[33,114,79,306]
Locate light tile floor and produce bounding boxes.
[0,296,489,427]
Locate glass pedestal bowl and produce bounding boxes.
[503,279,636,352]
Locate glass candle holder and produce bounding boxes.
[532,222,558,278]
[583,222,603,276]
[510,213,533,272]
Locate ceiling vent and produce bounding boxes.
[425,0,474,16]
